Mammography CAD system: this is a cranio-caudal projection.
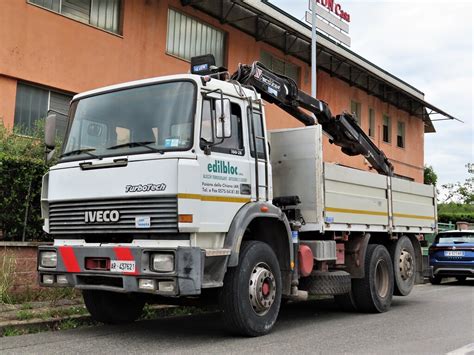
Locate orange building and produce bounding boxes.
[0,0,455,182]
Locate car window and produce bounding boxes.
[436,233,474,243]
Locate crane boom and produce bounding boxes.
[230,61,394,176]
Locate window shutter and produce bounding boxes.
[90,0,121,33]
[166,9,226,67]
[61,0,91,24]
[14,83,49,135]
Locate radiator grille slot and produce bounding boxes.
[49,196,178,234]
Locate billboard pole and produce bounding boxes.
[311,0,317,97]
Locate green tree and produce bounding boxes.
[442,163,474,204]
[424,165,438,185]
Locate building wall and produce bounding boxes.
[0,0,424,181]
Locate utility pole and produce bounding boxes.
[311,0,317,97]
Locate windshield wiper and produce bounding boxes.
[107,141,164,154]
[61,148,101,159]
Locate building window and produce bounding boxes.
[260,51,300,83]
[397,121,405,148]
[368,108,375,137]
[383,114,391,143]
[166,9,226,67]
[29,0,122,34]
[350,100,361,125]
[14,82,72,136]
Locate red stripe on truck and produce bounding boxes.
[58,246,81,272]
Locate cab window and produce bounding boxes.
[200,99,244,155]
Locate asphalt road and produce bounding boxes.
[1,279,473,354]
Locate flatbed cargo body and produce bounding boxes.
[270,125,436,234]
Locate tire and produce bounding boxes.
[429,275,442,285]
[334,288,358,312]
[456,276,466,282]
[219,241,282,337]
[300,271,351,295]
[389,236,416,296]
[83,290,145,324]
[352,244,394,313]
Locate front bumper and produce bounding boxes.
[38,245,203,296]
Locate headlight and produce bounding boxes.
[40,251,57,268]
[151,254,174,272]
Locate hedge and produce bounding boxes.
[0,153,49,241]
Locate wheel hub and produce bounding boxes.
[249,263,276,316]
[375,259,390,298]
[399,249,414,281]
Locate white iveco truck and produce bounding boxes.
[38,55,436,336]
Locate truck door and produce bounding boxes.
[197,98,252,232]
[248,106,271,201]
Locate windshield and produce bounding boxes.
[62,81,196,160]
[437,233,474,244]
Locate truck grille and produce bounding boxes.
[49,196,178,234]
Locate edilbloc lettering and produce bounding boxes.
[207,160,239,175]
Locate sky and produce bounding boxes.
[270,0,473,192]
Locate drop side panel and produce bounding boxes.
[391,177,436,233]
[323,163,390,232]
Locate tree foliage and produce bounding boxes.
[442,163,474,204]
[0,121,50,241]
[438,203,474,223]
[423,165,438,186]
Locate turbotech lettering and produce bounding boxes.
[125,183,167,193]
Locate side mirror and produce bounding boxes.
[44,114,57,150]
[215,99,232,139]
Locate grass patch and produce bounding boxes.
[16,309,35,321]
[7,287,81,305]
[46,305,88,319]
[2,326,24,337]
[0,251,16,304]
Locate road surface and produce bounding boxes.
[1,279,473,354]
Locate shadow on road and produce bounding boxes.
[78,280,473,341]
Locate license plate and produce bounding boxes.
[110,260,136,273]
[444,251,465,257]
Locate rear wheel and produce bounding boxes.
[83,290,145,324]
[429,275,442,285]
[389,236,416,296]
[352,244,394,313]
[219,241,282,337]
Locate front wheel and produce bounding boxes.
[219,241,282,337]
[83,290,145,324]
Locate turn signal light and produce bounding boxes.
[178,214,193,223]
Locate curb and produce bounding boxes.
[0,314,92,335]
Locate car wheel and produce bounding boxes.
[219,240,282,337]
[429,275,442,285]
[83,290,145,324]
[352,244,394,313]
[389,236,416,296]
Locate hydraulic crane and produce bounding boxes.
[229,61,394,176]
